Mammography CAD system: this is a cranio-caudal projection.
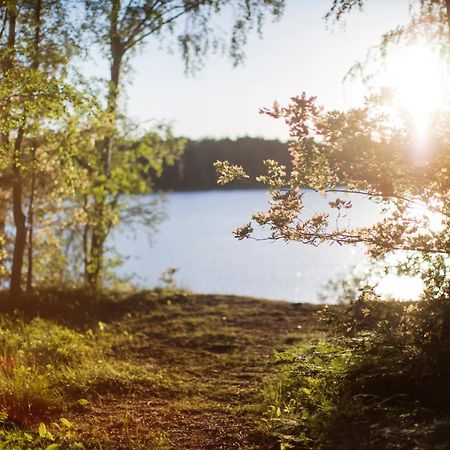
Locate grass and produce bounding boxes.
[0,289,324,449]
[260,297,450,449]
[0,291,179,448]
[0,316,161,420]
[0,289,447,449]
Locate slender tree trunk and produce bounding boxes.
[86,0,123,289]
[0,3,26,301]
[10,128,26,299]
[0,187,7,241]
[26,146,37,292]
[0,3,13,284]
[25,0,42,292]
[9,0,43,299]
[87,205,105,289]
[105,0,122,175]
[82,196,89,283]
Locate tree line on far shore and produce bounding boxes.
[155,137,290,191]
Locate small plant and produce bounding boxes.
[156,267,180,293]
[318,267,369,304]
[0,417,84,449]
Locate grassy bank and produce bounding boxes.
[0,290,324,449]
[0,290,448,449]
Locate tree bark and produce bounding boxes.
[10,128,26,300]
[0,3,26,301]
[85,0,123,289]
[26,146,37,292]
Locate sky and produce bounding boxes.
[88,0,411,141]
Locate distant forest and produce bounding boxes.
[155,137,290,190]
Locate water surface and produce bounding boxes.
[112,189,388,302]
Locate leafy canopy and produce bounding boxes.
[216,0,450,300]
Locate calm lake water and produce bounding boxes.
[112,189,419,303]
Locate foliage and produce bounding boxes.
[318,267,369,304]
[216,93,449,260]
[75,0,287,290]
[263,290,450,448]
[65,116,185,285]
[0,417,83,450]
[0,0,90,296]
[0,291,179,448]
[0,315,151,424]
[327,0,450,82]
[215,2,450,298]
[0,0,287,296]
[207,1,450,448]
[84,0,285,74]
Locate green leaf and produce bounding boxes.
[45,444,59,450]
[24,432,33,441]
[300,387,312,396]
[60,417,73,428]
[77,398,89,406]
[39,422,47,438]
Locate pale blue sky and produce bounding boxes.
[88,0,411,140]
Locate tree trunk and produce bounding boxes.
[9,0,43,299]
[26,146,37,292]
[0,6,13,288]
[25,0,42,292]
[85,0,123,289]
[10,129,26,300]
[87,221,105,289]
[0,3,26,301]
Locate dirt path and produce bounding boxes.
[69,294,324,449]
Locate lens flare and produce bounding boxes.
[379,44,447,161]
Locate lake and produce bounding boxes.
[112,189,421,303]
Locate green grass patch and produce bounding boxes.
[0,311,165,448]
[0,290,323,449]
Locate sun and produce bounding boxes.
[384,45,445,118]
[379,44,448,160]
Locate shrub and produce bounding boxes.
[263,287,450,448]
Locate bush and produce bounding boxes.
[263,288,450,448]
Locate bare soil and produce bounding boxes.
[66,293,324,449]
